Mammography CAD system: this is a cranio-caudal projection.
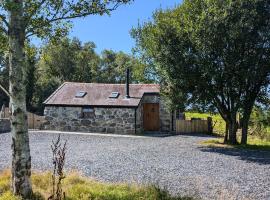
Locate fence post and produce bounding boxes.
[207,117,213,134]
[0,105,4,118]
[33,113,35,129]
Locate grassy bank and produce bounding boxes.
[0,170,193,200]
[186,112,270,138]
[186,112,270,149]
[201,138,270,150]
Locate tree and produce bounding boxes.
[0,0,132,198]
[99,49,154,83]
[35,37,100,112]
[132,0,270,144]
[37,37,100,83]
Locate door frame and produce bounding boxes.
[143,103,160,131]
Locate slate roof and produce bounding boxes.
[44,82,160,107]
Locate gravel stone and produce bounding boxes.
[0,131,269,200]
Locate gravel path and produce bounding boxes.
[0,131,270,200]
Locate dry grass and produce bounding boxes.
[0,170,194,200]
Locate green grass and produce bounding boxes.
[0,170,194,200]
[201,137,270,150]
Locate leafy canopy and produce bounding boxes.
[132,0,270,117]
[0,0,132,39]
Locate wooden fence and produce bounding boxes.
[1,108,44,130]
[1,108,9,118]
[176,118,212,134]
[27,112,45,130]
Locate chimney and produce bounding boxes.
[125,68,130,98]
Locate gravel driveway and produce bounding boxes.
[0,131,269,200]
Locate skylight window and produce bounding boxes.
[75,91,87,98]
[109,92,120,98]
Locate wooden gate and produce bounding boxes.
[143,103,160,131]
[1,108,44,130]
[176,119,210,133]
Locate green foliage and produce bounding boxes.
[132,0,270,144]
[25,45,39,111]
[38,38,100,83]
[1,0,133,40]
[249,106,270,141]
[0,33,8,107]
[99,49,154,84]
[0,171,194,200]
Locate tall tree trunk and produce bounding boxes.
[224,121,229,143]
[227,112,238,144]
[241,118,249,145]
[9,0,32,198]
[241,107,253,145]
[228,120,237,144]
[240,92,258,145]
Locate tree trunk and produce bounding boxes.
[228,120,237,144]
[9,0,32,198]
[227,112,238,144]
[224,121,229,143]
[241,119,248,145]
[241,108,252,145]
[240,92,258,145]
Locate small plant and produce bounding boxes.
[48,135,67,200]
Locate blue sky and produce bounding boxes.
[69,0,182,54]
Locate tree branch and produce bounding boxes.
[0,83,10,97]
[24,0,47,27]
[49,2,121,23]
[0,26,7,34]
[0,14,9,29]
[26,2,122,37]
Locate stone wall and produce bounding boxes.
[0,119,10,133]
[44,106,136,134]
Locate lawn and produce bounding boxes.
[201,137,270,151]
[187,112,270,149]
[0,170,193,200]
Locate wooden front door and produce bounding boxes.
[143,103,160,131]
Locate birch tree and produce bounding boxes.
[0,0,132,198]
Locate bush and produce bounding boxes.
[249,107,270,141]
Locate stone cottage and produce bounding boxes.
[44,72,175,134]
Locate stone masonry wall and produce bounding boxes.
[44,106,136,134]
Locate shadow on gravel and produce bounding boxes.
[198,146,270,165]
[174,133,218,138]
